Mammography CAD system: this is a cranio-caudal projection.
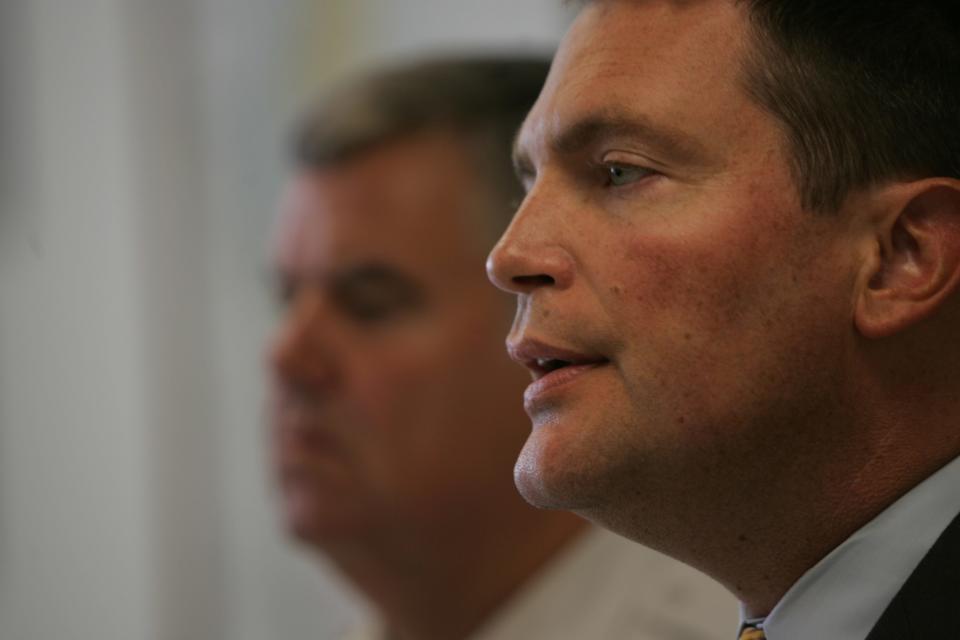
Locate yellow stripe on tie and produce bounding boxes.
[739,627,766,640]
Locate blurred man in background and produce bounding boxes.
[266,57,735,640]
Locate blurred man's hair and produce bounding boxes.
[573,0,960,212]
[291,56,551,234]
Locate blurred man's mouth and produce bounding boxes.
[276,419,338,453]
[271,390,343,460]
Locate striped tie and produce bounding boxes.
[739,624,766,640]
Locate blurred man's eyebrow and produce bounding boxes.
[332,263,414,288]
[513,111,707,178]
[331,263,425,304]
[268,262,422,301]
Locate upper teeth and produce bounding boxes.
[537,358,570,369]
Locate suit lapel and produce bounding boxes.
[866,507,960,639]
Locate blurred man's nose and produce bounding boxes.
[267,290,339,389]
[486,189,575,295]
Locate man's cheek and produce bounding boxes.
[620,236,738,325]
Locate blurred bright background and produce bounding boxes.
[0,1,573,638]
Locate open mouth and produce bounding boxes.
[507,339,610,382]
[536,357,573,374]
[508,339,612,412]
[530,356,609,378]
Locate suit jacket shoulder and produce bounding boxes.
[866,507,960,639]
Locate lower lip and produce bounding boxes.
[523,362,607,412]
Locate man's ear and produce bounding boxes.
[855,179,960,339]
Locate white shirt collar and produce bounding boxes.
[471,527,736,640]
[756,454,960,640]
[349,527,737,640]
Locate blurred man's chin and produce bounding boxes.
[279,490,318,541]
[279,490,355,546]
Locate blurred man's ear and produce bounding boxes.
[855,179,960,339]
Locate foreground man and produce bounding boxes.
[488,2,960,639]
[267,57,734,640]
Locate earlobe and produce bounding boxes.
[855,181,960,339]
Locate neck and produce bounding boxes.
[588,365,960,619]
[737,437,960,618]
[736,387,960,617]
[322,507,588,640]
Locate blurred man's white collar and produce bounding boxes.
[345,526,736,640]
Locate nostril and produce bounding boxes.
[514,274,555,287]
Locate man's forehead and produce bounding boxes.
[516,0,752,161]
[279,150,464,238]
[273,159,488,281]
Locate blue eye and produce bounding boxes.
[605,163,650,187]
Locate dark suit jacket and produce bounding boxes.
[865,508,960,639]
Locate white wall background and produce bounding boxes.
[0,1,572,639]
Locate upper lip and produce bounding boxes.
[507,338,609,379]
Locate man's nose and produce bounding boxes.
[486,191,575,294]
[267,291,339,389]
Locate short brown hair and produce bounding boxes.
[292,56,551,230]
[574,0,960,212]
[739,0,960,211]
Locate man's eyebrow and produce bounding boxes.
[513,111,707,176]
[512,129,535,183]
[331,262,425,304]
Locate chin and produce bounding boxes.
[513,452,554,508]
[513,434,595,511]
[515,406,650,516]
